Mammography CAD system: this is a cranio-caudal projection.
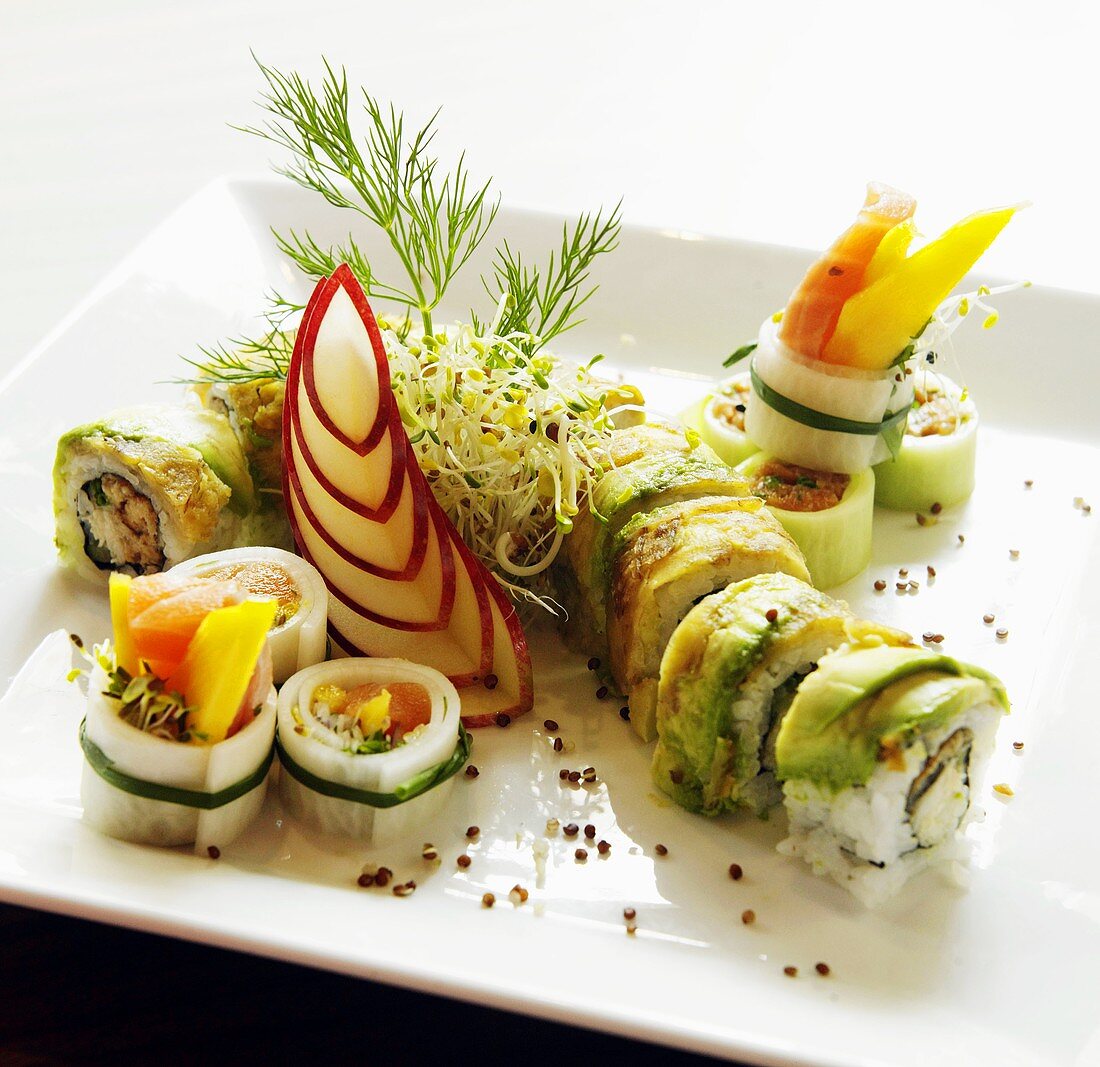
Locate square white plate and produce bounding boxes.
[2,178,1099,1067]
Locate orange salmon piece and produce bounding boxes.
[345,682,433,741]
[778,183,916,360]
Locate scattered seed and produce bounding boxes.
[1085,504,1093,515]
[1013,741,1024,751]
[957,534,966,545]
[584,823,596,839]
[357,873,374,888]
[465,825,480,839]
[1024,480,1033,489]
[927,565,936,579]
[923,631,936,643]
[784,966,798,978]
[873,579,887,592]
[619,705,631,721]
[899,568,909,577]
[996,628,1009,640]
[994,782,1014,797]
[626,922,638,936]
[741,909,755,925]
[595,685,609,700]
[543,718,559,732]
[916,513,928,527]
[207,845,221,860]
[815,962,831,977]
[482,892,496,908]
[729,863,743,881]
[765,608,778,623]
[465,765,480,779]
[908,580,919,592]
[545,818,560,834]
[457,854,472,869]
[421,843,439,863]
[597,840,611,856]
[582,767,597,783]
[895,582,908,592]
[930,502,943,515]
[558,768,569,780]
[575,848,588,862]
[568,770,582,783]
[931,633,945,644]
[393,880,416,897]
[494,712,511,728]
[587,657,601,671]
[563,823,579,838]
[375,867,393,888]
[669,769,684,785]
[655,843,668,857]
[484,674,499,691]
[623,907,637,921]
[509,884,529,905]
[983,613,995,624]
[553,736,564,752]
[1009,548,1020,560]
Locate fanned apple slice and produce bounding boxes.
[282,264,533,723]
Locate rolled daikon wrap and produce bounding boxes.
[744,318,913,475]
[172,547,328,685]
[276,659,469,846]
[80,663,276,853]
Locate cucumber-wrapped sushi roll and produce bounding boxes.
[652,573,905,815]
[737,452,875,589]
[172,547,328,685]
[776,641,1008,907]
[79,572,278,852]
[873,370,978,511]
[557,430,760,656]
[608,498,809,742]
[54,406,257,583]
[276,659,469,846]
[681,371,760,468]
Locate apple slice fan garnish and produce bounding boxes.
[282,265,533,726]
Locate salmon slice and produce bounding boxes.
[778,183,916,360]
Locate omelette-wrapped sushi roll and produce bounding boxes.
[873,370,978,511]
[172,547,328,685]
[737,452,875,589]
[79,572,278,853]
[276,659,469,846]
[556,430,760,657]
[651,573,906,815]
[608,498,809,742]
[776,641,1008,907]
[54,406,257,583]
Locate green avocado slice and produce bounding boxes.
[775,644,1008,793]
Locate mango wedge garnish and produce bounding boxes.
[820,206,1017,370]
[166,599,277,743]
[108,572,139,677]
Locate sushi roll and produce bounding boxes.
[873,370,978,511]
[607,497,809,742]
[79,572,278,853]
[737,452,875,589]
[651,573,905,815]
[680,371,759,468]
[54,405,257,583]
[556,428,760,656]
[276,658,469,846]
[172,547,328,685]
[775,641,1009,907]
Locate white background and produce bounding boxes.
[2,0,1097,366]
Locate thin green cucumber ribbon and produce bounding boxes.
[79,719,274,809]
[750,359,909,438]
[275,723,471,808]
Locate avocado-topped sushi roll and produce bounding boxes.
[277,658,469,846]
[79,571,278,853]
[652,573,904,815]
[54,406,257,583]
[173,547,328,685]
[873,370,978,511]
[775,641,1008,907]
[608,498,809,742]
[557,429,760,656]
[737,452,875,589]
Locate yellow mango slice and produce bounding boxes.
[861,219,917,288]
[108,573,139,676]
[821,206,1016,370]
[166,600,277,743]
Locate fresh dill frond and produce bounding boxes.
[238,57,498,336]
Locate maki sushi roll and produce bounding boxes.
[873,370,978,511]
[775,641,1009,907]
[276,658,470,846]
[79,571,278,853]
[607,497,809,742]
[172,547,328,685]
[54,405,257,583]
[737,452,875,589]
[651,572,904,815]
[681,371,759,468]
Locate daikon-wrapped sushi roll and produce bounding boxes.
[776,641,1008,907]
[79,572,278,853]
[652,573,906,815]
[607,497,809,742]
[172,547,327,685]
[276,659,469,846]
[873,370,978,511]
[54,406,257,583]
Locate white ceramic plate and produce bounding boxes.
[2,179,1099,1067]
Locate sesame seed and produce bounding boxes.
[207,845,220,860]
[815,962,831,977]
[509,884,529,905]
[930,502,942,515]
[741,909,755,925]
[874,579,886,592]
[465,765,480,779]
[587,657,601,671]
[994,783,1014,797]
[584,823,596,839]
[1013,741,1024,751]
[619,706,631,721]
[494,712,511,728]
[765,608,778,623]
[484,674,499,691]
[655,843,668,857]
[983,613,995,624]
[623,907,637,921]
[728,863,743,881]
[457,854,472,869]
[466,825,480,839]
[482,892,495,908]
[543,719,559,732]
[597,840,611,856]
[595,685,609,700]
[784,966,798,978]
[996,628,1009,640]
[563,823,579,838]
[575,848,588,862]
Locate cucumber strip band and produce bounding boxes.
[79,719,275,810]
[750,360,909,438]
[274,724,472,808]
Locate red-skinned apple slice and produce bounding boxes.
[282,264,533,723]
